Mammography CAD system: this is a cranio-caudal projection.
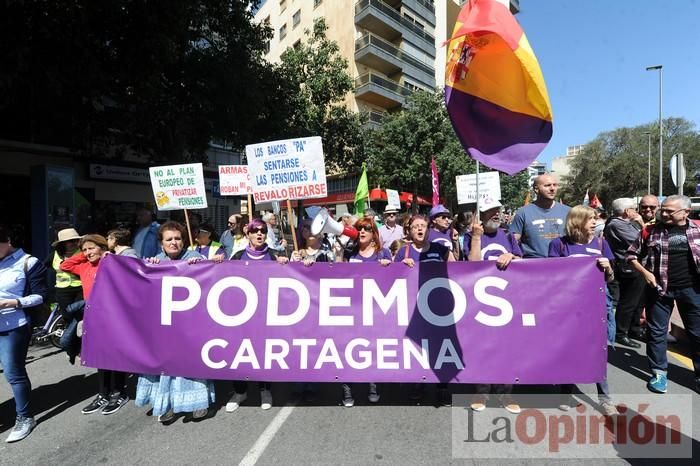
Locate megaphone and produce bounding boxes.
[311,208,358,240]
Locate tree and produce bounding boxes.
[275,18,365,172]
[0,0,286,162]
[365,90,475,212]
[499,170,530,211]
[561,118,700,207]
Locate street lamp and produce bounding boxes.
[643,131,652,194]
[646,65,663,196]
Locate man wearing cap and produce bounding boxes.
[510,174,570,258]
[428,204,454,250]
[378,205,404,247]
[50,229,84,327]
[464,198,522,266]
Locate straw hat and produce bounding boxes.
[52,228,83,247]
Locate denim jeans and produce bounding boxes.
[647,286,700,376]
[0,324,32,417]
[605,286,616,344]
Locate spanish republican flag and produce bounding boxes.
[445,0,552,176]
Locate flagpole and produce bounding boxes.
[475,161,480,214]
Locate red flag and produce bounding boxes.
[431,157,440,207]
[590,194,602,209]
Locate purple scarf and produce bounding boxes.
[245,243,269,258]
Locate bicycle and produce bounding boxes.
[31,303,66,349]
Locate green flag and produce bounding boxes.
[354,164,368,216]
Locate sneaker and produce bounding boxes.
[437,388,452,407]
[192,408,208,419]
[157,410,174,422]
[558,396,582,411]
[260,389,273,410]
[600,401,618,417]
[101,394,129,415]
[647,372,668,394]
[5,416,36,443]
[368,383,380,403]
[225,392,248,413]
[500,395,521,414]
[409,383,425,401]
[81,395,108,414]
[342,384,354,408]
[76,320,84,337]
[470,394,488,412]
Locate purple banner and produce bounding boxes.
[81,255,607,384]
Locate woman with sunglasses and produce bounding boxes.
[193,223,226,261]
[226,218,289,413]
[338,216,391,407]
[427,204,454,251]
[395,214,455,405]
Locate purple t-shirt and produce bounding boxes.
[240,250,275,261]
[393,242,450,263]
[428,228,453,250]
[463,229,523,261]
[346,248,392,263]
[547,236,614,260]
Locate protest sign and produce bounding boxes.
[83,256,606,384]
[218,165,252,196]
[386,189,401,208]
[456,171,501,204]
[149,163,208,210]
[246,136,327,203]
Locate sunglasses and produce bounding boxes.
[639,205,658,210]
[385,213,396,217]
[359,225,374,232]
[436,214,451,220]
[249,227,267,234]
[227,222,237,226]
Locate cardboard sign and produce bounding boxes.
[386,189,401,208]
[149,163,208,210]
[246,137,327,203]
[218,165,252,196]
[455,171,501,204]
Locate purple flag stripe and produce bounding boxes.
[445,86,553,175]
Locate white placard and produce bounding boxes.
[455,171,501,204]
[218,165,252,196]
[386,189,401,208]
[149,163,208,211]
[246,136,328,203]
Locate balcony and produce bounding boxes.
[355,33,434,77]
[354,72,412,109]
[354,0,435,45]
[363,110,388,130]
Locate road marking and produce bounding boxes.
[239,402,297,466]
[668,349,694,370]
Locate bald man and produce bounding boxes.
[510,174,571,258]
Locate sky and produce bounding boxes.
[515,0,700,166]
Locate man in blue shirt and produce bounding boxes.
[132,208,160,258]
[510,174,570,258]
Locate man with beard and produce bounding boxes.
[510,174,570,258]
[627,195,700,394]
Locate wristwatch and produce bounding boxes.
[15,299,22,309]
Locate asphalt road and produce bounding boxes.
[0,341,698,465]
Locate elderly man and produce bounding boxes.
[263,212,287,255]
[510,174,570,258]
[604,198,646,348]
[378,205,403,247]
[219,214,240,259]
[627,195,700,394]
[639,194,660,227]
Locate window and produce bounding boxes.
[279,23,287,40]
[314,0,322,8]
[279,0,286,13]
[293,39,301,49]
[292,9,301,28]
